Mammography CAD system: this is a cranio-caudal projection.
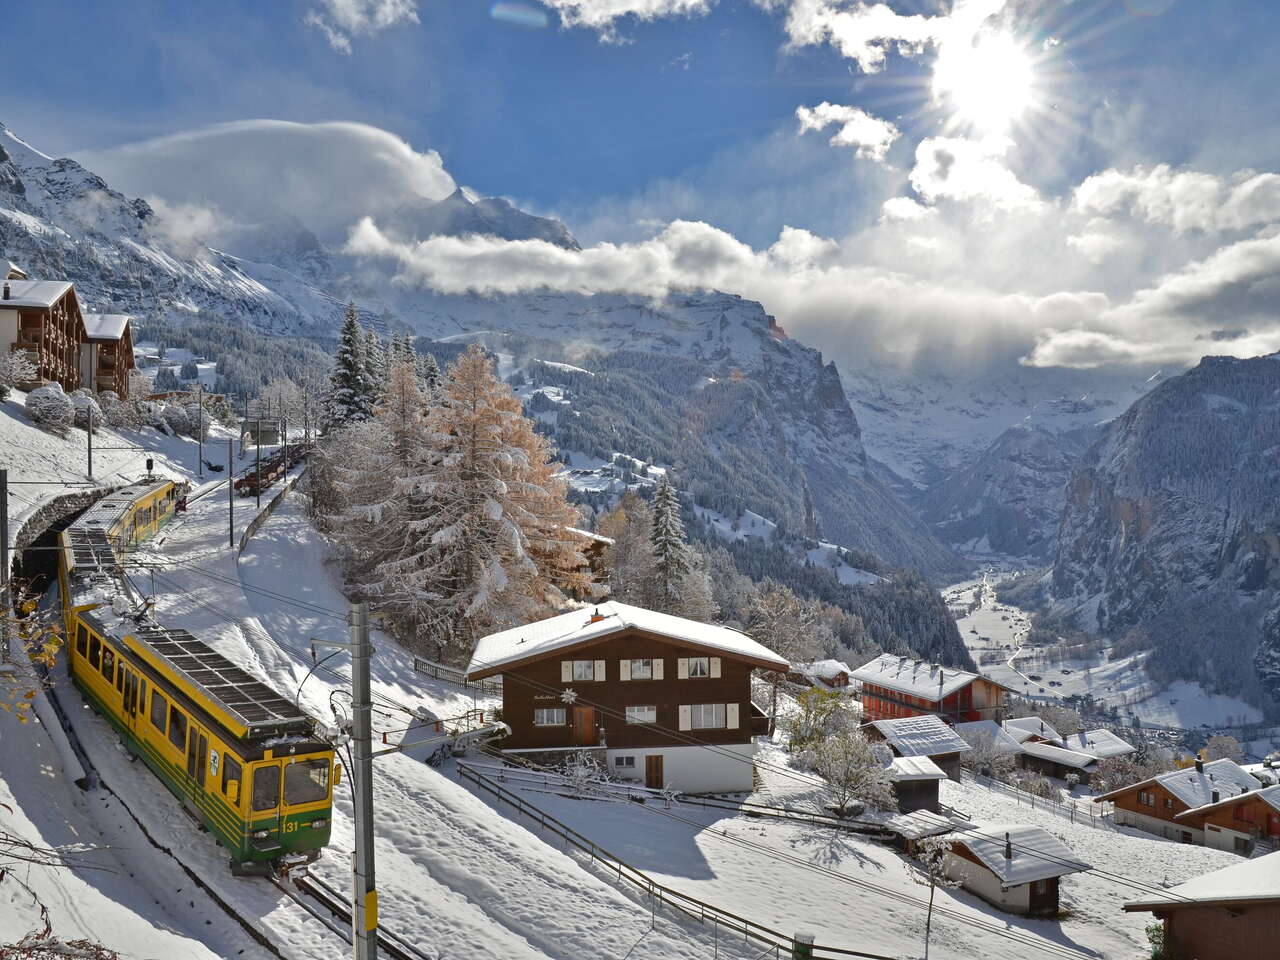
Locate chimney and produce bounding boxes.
[1004,832,1013,860]
[1211,789,1220,804]
[1195,757,1204,774]
[588,608,606,623]
[2,281,9,300]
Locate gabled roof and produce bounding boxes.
[0,278,73,308]
[1019,740,1097,770]
[83,312,132,340]
[851,653,1010,701]
[888,755,947,782]
[0,258,28,280]
[1124,850,1280,912]
[1059,729,1135,760]
[1003,716,1064,745]
[796,659,853,680]
[953,719,1023,755]
[1094,758,1260,808]
[466,600,790,679]
[871,715,971,758]
[1173,783,1280,821]
[950,823,1090,886]
[883,809,955,840]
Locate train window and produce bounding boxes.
[223,756,242,800]
[116,663,125,694]
[150,691,167,732]
[167,706,188,751]
[284,759,329,805]
[101,648,115,684]
[252,766,280,812]
[89,635,100,669]
[75,624,88,658]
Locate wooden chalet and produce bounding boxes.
[1094,758,1261,847]
[943,824,1088,917]
[0,279,84,392]
[1173,783,1280,856]
[82,313,136,398]
[887,756,947,813]
[789,659,853,689]
[1,259,29,280]
[1124,851,1280,960]
[465,601,787,793]
[869,714,971,778]
[851,653,1012,724]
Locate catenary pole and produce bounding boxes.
[197,381,203,478]
[1,469,9,663]
[87,415,93,480]
[255,418,262,510]
[228,436,234,549]
[350,601,378,960]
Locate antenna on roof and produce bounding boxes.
[1004,832,1012,860]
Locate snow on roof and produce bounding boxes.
[1019,740,1097,770]
[883,809,955,840]
[1059,729,1135,760]
[1003,716,1064,745]
[950,823,1090,886]
[1154,759,1260,810]
[888,755,947,782]
[0,258,28,279]
[0,278,72,308]
[1174,783,1280,821]
[953,720,1023,755]
[466,600,790,679]
[83,312,131,340]
[796,659,853,679]
[564,526,615,546]
[871,715,971,758]
[851,653,996,701]
[1124,850,1280,911]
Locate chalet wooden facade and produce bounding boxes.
[851,654,1012,724]
[1175,783,1280,855]
[82,313,136,398]
[1095,758,1261,847]
[466,601,786,793]
[0,279,84,392]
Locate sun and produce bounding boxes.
[932,31,1036,134]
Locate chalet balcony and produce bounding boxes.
[749,701,770,736]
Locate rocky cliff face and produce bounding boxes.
[1049,354,1280,707]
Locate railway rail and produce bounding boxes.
[278,872,439,960]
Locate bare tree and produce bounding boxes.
[749,582,825,733]
[911,835,962,960]
[805,726,896,816]
[1203,734,1243,762]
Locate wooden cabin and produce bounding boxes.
[82,313,136,398]
[789,659,853,689]
[851,654,1012,724]
[465,601,786,793]
[1094,758,1261,845]
[1124,851,1280,960]
[888,755,947,813]
[869,714,972,779]
[0,279,84,392]
[944,824,1088,917]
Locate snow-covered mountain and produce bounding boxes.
[1049,354,1280,710]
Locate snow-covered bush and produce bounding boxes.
[137,400,167,432]
[0,349,37,401]
[26,383,75,436]
[184,403,212,439]
[99,390,136,429]
[70,388,104,432]
[162,401,190,435]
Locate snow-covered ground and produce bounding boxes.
[134,341,219,391]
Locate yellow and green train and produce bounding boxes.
[58,479,337,874]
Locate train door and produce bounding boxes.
[121,667,140,734]
[250,762,282,851]
[186,724,209,790]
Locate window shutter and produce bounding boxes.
[653,658,664,680]
[561,661,572,682]
[726,703,739,729]
[710,657,722,679]
[678,705,692,731]
[620,659,631,682]
[677,658,689,680]
[594,660,606,682]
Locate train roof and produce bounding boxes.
[126,624,313,741]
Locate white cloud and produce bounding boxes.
[1074,164,1280,234]
[78,120,455,244]
[879,196,935,222]
[909,136,1040,210]
[795,102,900,162]
[538,0,714,39]
[303,0,420,53]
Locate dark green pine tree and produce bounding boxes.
[324,303,373,428]
[650,476,691,611]
[419,351,442,397]
[364,327,386,402]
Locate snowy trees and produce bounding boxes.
[324,303,374,429]
[69,389,103,433]
[321,343,589,661]
[809,727,897,816]
[26,385,74,436]
[0,350,36,401]
[959,731,1016,782]
[650,477,690,607]
[749,582,826,730]
[1203,734,1243,761]
[911,835,961,960]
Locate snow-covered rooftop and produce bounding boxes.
[1124,850,1280,910]
[0,278,72,308]
[953,719,1024,755]
[883,809,955,840]
[1154,759,1260,810]
[871,715,971,758]
[83,312,131,340]
[1174,783,1280,821]
[1060,729,1135,760]
[1003,716,1064,745]
[466,600,790,679]
[796,659,853,680]
[950,823,1090,886]
[888,755,947,782]
[851,653,1004,701]
[1019,740,1097,770]
[0,258,27,279]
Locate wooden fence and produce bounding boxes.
[413,656,502,697]
[964,771,1115,830]
[457,762,897,960]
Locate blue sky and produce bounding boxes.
[8,0,1280,371]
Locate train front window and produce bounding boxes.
[284,759,329,805]
[100,647,115,683]
[150,691,167,732]
[252,765,280,812]
[167,706,188,751]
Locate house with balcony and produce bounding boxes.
[465,601,787,793]
[851,654,1013,724]
[81,313,136,398]
[0,278,85,392]
[1094,758,1261,846]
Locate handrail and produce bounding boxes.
[963,771,1115,830]
[457,762,899,960]
[413,656,502,697]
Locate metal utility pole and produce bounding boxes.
[255,418,262,510]
[228,436,235,550]
[1,469,9,663]
[349,601,378,960]
[87,418,93,480]
[282,418,288,481]
[303,386,310,444]
[196,382,203,478]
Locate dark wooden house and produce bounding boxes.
[0,279,85,392]
[852,654,1012,724]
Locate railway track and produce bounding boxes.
[279,872,438,960]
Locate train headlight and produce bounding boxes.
[252,829,270,839]
[310,818,328,829]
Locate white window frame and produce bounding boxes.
[572,660,595,682]
[534,708,566,726]
[689,703,726,729]
[625,705,657,725]
[629,658,653,680]
[614,755,636,768]
[687,657,710,678]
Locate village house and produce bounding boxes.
[1002,716,1064,746]
[882,809,954,854]
[851,653,1012,724]
[887,756,947,813]
[953,719,1023,758]
[81,313,136,398]
[1095,758,1261,845]
[1123,850,1280,960]
[788,659,853,690]
[1059,729,1135,761]
[1173,783,1280,855]
[869,714,971,778]
[464,601,787,794]
[943,823,1089,917]
[1016,740,1098,785]
[1,278,85,392]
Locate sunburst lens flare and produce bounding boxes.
[932,31,1036,134]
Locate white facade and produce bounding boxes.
[0,308,17,352]
[944,853,1032,914]
[1203,822,1254,853]
[1114,807,1204,844]
[606,742,755,794]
